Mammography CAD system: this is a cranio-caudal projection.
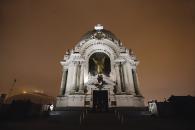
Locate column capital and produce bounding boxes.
[62,66,68,71]
[114,61,126,66]
[72,60,80,65]
[72,60,86,65]
[126,59,139,66]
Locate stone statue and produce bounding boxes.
[93,57,105,74]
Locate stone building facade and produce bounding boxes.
[56,24,144,108]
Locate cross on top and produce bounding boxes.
[94,24,103,30]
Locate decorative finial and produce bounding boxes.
[94,24,103,30]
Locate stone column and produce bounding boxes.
[79,64,84,93]
[115,64,122,94]
[84,62,88,84]
[65,63,74,95]
[59,68,68,95]
[122,62,131,94]
[119,63,125,92]
[132,69,141,95]
[126,62,136,95]
[70,62,78,93]
[76,64,81,92]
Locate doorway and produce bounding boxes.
[93,90,108,112]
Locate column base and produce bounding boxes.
[78,90,84,94]
[116,92,122,95]
[126,91,136,95]
[70,90,76,94]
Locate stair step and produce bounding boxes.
[81,111,121,126]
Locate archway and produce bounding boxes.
[89,52,111,76]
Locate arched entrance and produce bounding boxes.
[88,52,110,111]
[89,52,111,76]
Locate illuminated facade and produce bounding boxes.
[56,24,144,109]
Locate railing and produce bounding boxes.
[114,109,125,125]
[79,108,88,125]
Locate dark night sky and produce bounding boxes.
[0,0,195,102]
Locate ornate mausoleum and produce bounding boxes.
[56,24,144,109]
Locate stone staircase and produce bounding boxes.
[49,107,152,129]
[3,108,194,130]
[81,111,121,127]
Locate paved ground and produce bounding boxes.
[0,111,194,130]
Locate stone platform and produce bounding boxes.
[1,108,194,130]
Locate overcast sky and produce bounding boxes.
[0,0,195,102]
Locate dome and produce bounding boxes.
[5,92,54,104]
[79,24,119,42]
